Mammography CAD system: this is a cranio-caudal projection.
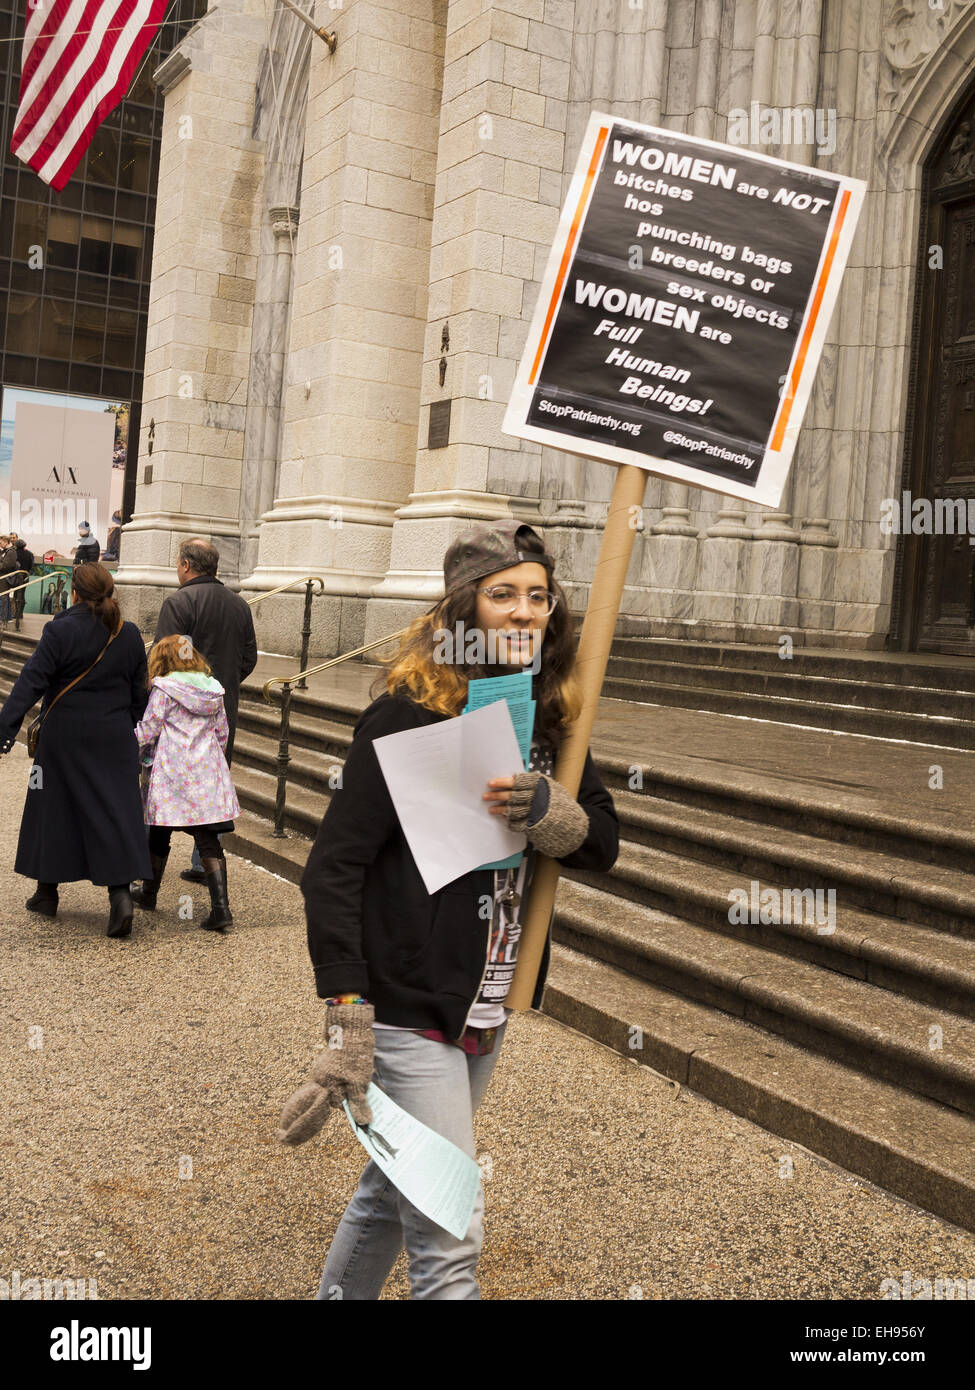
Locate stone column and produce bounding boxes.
[115,0,267,631]
[238,206,299,580]
[645,0,718,632]
[364,0,575,644]
[251,0,446,656]
[741,0,824,638]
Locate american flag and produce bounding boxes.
[10,0,169,191]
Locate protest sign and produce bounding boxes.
[503,113,865,507]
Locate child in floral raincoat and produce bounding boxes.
[133,633,240,930]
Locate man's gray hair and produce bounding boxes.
[179,538,219,577]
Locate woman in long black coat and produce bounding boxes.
[0,563,152,937]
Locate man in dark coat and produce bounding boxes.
[153,537,257,880]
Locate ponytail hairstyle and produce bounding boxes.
[70,562,121,635]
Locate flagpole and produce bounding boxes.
[277,0,337,49]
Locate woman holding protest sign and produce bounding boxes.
[277,520,619,1300]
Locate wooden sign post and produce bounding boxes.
[502,112,864,1009]
[505,461,647,1009]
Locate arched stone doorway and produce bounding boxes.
[894,83,975,654]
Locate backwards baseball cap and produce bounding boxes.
[443,519,554,595]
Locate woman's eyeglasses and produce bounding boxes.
[478,586,559,616]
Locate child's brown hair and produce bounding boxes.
[148,633,212,685]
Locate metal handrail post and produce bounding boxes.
[297,580,315,689]
[273,682,293,838]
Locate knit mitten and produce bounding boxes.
[506,771,589,858]
[277,1004,375,1145]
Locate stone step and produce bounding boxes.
[240,676,362,728]
[233,727,349,793]
[576,838,975,1013]
[234,706,354,766]
[606,652,975,720]
[224,809,309,886]
[231,762,327,839]
[605,788,975,935]
[601,669,975,748]
[222,706,975,937]
[598,632,975,692]
[543,943,975,1234]
[0,632,39,662]
[232,670,975,872]
[553,877,975,1116]
[592,752,974,870]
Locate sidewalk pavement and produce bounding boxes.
[1,743,973,1300]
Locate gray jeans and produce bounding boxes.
[317,1020,507,1301]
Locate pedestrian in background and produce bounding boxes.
[0,563,151,937]
[105,511,122,561]
[152,538,256,883]
[0,536,22,622]
[73,521,101,566]
[12,535,34,629]
[132,634,240,931]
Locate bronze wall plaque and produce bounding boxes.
[428,398,451,449]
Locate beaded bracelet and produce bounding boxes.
[324,993,369,1006]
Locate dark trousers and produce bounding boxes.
[148,826,224,860]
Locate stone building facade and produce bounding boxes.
[116,0,975,658]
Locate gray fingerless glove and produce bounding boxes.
[277,1004,375,1146]
[506,771,589,858]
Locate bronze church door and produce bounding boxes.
[903,110,975,656]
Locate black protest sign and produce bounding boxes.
[503,114,865,507]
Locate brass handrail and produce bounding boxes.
[244,575,325,606]
[246,575,325,689]
[262,628,409,702]
[260,625,409,838]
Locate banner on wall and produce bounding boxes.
[0,390,120,557]
[503,113,866,507]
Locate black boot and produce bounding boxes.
[26,882,59,917]
[107,884,134,938]
[132,853,168,911]
[200,857,232,932]
[180,867,207,884]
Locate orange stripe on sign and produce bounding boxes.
[528,125,610,386]
[769,188,850,453]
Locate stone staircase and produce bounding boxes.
[599,634,975,749]
[1,622,974,1232]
